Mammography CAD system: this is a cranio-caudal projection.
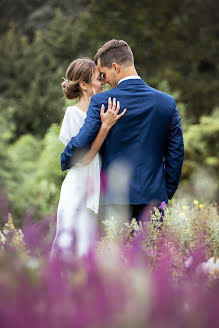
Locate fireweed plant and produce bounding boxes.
[0,200,218,327]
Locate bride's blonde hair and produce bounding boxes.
[62,58,96,99]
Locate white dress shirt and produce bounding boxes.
[118,75,141,85]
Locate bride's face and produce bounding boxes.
[88,66,105,95]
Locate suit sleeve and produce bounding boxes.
[164,101,184,199]
[61,96,101,171]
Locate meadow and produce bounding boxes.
[0,199,218,328]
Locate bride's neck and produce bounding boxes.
[77,94,91,113]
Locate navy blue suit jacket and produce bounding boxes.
[61,79,184,205]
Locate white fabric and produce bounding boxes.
[118,75,141,85]
[59,106,101,213]
[51,106,101,258]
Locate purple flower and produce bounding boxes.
[159,201,167,210]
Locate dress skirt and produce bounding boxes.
[50,165,98,258]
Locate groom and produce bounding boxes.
[61,39,184,221]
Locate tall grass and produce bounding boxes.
[0,200,218,327]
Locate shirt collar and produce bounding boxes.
[118,75,141,85]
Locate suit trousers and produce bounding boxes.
[99,203,163,224]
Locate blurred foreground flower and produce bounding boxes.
[185,256,193,268]
[200,256,219,278]
[0,201,218,328]
[1,213,25,250]
[0,231,6,244]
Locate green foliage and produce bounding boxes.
[180,108,219,200]
[3,124,65,225]
[0,0,88,36]
[42,9,81,68]
[0,26,65,138]
[6,134,42,222]
[0,106,16,186]
[31,124,66,218]
[184,109,219,167]
[0,27,29,99]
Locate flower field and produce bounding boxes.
[0,200,219,328]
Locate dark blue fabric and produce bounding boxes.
[61,79,184,205]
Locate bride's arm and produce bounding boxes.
[79,98,126,166]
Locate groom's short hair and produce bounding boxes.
[94,39,134,68]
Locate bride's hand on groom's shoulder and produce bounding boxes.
[100,97,127,131]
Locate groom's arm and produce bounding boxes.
[61,96,101,171]
[164,101,184,199]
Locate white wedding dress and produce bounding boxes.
[50,105,101,258]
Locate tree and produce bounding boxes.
[42,9,82,69]
[0,24,64,138]
[0,0,89,36]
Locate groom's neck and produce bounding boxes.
[117,66,138,81]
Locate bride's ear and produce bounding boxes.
[79,81,87,91]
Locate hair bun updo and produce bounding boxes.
[61,79,80,100]
[61,58,96,100]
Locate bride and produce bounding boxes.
[51,58,126,258]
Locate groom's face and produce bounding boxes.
[97,59,118,88]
